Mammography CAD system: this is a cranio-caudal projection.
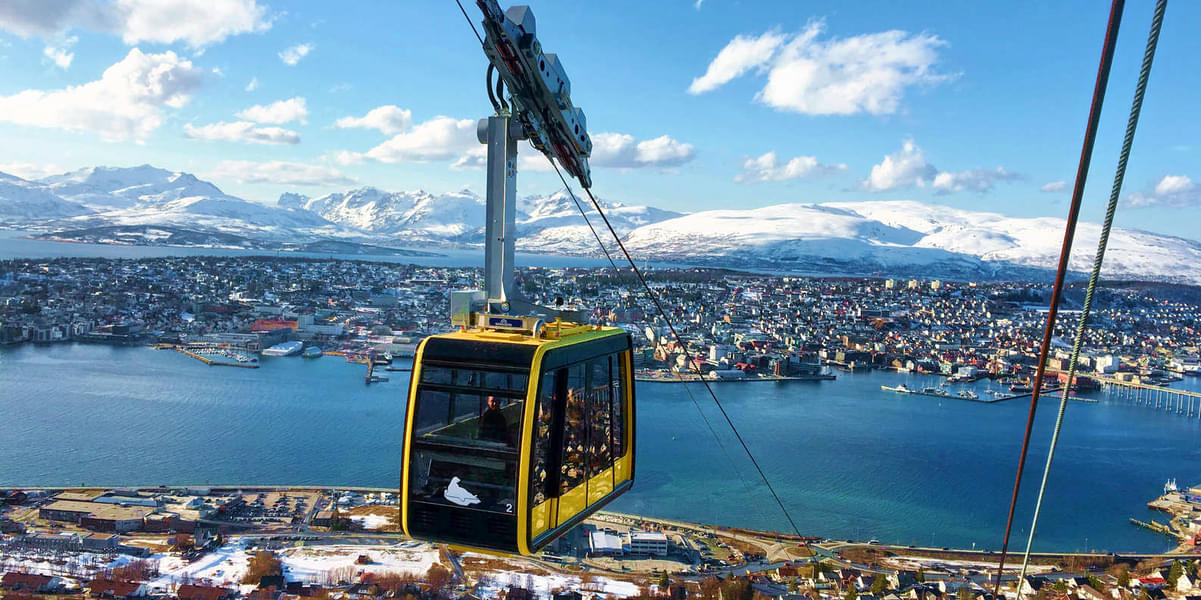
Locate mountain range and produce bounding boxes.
[1,164,1199,285]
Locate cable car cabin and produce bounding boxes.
[401,323,635,555]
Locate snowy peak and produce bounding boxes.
[40,164,231,210]
[290,187,485,238]
[281,184,681,249]
[620,200,1201,285]
[0,170,90,221]
[278,192,311,210]
[9,164,342,241]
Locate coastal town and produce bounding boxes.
[2,484,1201,600]
[7,255,1201,600]
[2,256,1201,388]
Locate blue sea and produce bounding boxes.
[2,342,1198,553]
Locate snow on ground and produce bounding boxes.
[146,539,439,590]
[348,514,392,530]
[0,549,122,579]
[464,553,640,598]
[278,542,440,583]
[151,540,251,589]
[888,554,1056,574]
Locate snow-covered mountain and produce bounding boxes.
[620,201,1201,284]
[282,187,486,243]
[282,187,681,249]
[40,165,228,210]
[4,162,1201,285]
[57,195,346,239]
[0,172,90,222]
[515,190,682,253]
[0,165,348,243]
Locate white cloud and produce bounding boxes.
[278,42,312,66]
[450,145,554,172]
[118,0,270,46]
[450,149,486,171]
[43,35,77,69]
[244,77,259,92]
[334,105,413,135]
[518,153,556,173]
[692,20,950,115]
[1126,175,1199,208]
[864,140,1016,194]
[0,48,203,141]
[337,114,693,173]
[328,151,364,166]
[352,116,477,163]
[0,0,271,47]
[0,0,118,38]
[591,133,696,169]
[863,140,936,191]
[1156,175,1194,196]
[932,167,1019,194]
[183,121,299,145]
[735,151,846,183]
[1040,180,1067,193]
[0,161,65,179]
[209,160,355,186]
[236,96,307,124]
[688,31,786,94]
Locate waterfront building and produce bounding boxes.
[626,531,669,556]
[39,499,153,532]
[588,529,625,556]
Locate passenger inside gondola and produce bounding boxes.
[408,367,526,514]
[479,396,510,445]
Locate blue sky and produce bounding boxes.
[0,0,1198,240]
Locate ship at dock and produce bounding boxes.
[262,341,303,356]
[302,346,323,358]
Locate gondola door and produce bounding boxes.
[526,345,634,553]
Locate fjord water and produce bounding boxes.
[2,342,1196,553]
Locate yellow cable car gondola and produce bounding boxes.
[401,318,635,555]
[401,0,636,555]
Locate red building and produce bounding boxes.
[250,319,298,332]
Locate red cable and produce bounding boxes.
[992,0,1126,594]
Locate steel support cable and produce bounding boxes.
[548,160,622,276]
[991,1,1126,594]
[455,0,485,46]
[1015,0,1166,586]
[577,181,803,537]
[546,159,781,532]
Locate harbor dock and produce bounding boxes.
[634,372,835,383]
[159,344,260,368]
[880,384,1045,404]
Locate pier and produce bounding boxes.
[365,361,388,384]
[158,344,260,368]
[905,389,1012,403]
[1129,518,1176,538]
[1051,369,1201,417]
[882,386,1047,404]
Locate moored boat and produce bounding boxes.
[262,341,303,356]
